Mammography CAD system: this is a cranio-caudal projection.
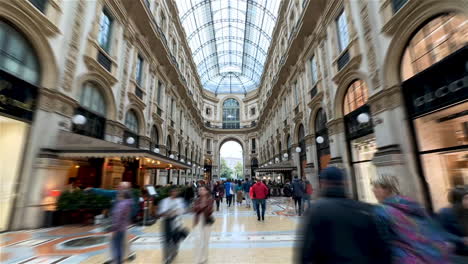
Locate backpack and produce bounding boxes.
[283,184,292,197]
[306,183,313,195]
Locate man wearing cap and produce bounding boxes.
[295,167,391,264]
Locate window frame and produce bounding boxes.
[98,8,113,52]
[336,9,350,52]
[310,56,318,85]
[136,55,144,86]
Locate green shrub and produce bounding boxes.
[57,190,111,211]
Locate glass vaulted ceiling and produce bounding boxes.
[176,0,281,94]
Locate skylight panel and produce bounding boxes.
[176,0,281,94]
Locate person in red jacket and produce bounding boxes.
[251,178,269,221]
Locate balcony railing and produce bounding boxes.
[392,0,408,13]
[135,86,144,100]
[97,50,112,72]
[72,107,105,140]
[337,50,350,71]
[29,0,48,13]
[205,121,257,129]
[310,86,318,100]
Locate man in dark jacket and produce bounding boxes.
[296,167,391,264]
[292,176,305,216]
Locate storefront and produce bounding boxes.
[343,80,377,203]
[0,20,41,231]
[402,45,468,210]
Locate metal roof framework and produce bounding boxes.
[176,0,281,94]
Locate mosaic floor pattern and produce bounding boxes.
[0,197,301,263]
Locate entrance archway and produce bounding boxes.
[219,140,244,180]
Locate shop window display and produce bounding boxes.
[343,80,377,203]
[401,13,468,210]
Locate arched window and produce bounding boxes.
[177,142,182,159]
[150,126,159,149]
[73,82,107,139]
[80,82,106,116]
[222,98,240,129]
[0,20,40,84]
[401,14,468,81]
[315,109,330,171]
[125,110,139,134]
[166,136,172,155]
[287,134,292,158]
[343,80,368,115]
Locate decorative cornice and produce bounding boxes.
[327,118,344,135]
[368,85,403,114]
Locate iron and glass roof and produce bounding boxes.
[175,0,281,94]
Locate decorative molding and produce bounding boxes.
[119,41,132,120]
[15,0,61,36]
[61,0,86,92]
[38,88,78,117]
[368,85,403,114]
[359,0,381,91]
[327,118,345,135]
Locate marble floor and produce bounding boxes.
[0,197,301,264]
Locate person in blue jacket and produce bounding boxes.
[224,179,234,207]
[437,186,468,262]
[242,178,252,208]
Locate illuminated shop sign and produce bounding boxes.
[402,46,468,118]
[0,69,38,122]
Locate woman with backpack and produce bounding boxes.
[372,176,453,263]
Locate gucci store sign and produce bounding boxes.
[0,69,38,122]
[402,46,468,118]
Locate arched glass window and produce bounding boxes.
[297,124,306,178]
[0,21,40,84]
[166,136,172,155]
[222,98,240,129]
[150,126,159,147]
[401,14,468,81]
[80,82,106,116]
[177,142,181,159]
[315,109,331,171]
[125,110,139,134]
[343,80,369,115]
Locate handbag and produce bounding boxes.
[205,215,215,225]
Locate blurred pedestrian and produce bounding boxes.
[88,182,137,264]
[225,179,234,207]
[303,179,313,211]
[292,176,305,216]
[111,190,133,264]
[251,178,269,221]
[193,186,214,264]
[372,176,452,264]
[243,178,252,208]
[158,187,186,264]
[296,167,391,264]
[437,186,468,261]
[236,182,244,205]
[213,181,223,211]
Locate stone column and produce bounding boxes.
[369,86,426,205]
[304,134,319,196]
[20,157,73,229]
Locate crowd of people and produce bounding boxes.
[87,170,467,264]
[296,167,468,264]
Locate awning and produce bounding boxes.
[42,148,191,170]
[42,131,191,170]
